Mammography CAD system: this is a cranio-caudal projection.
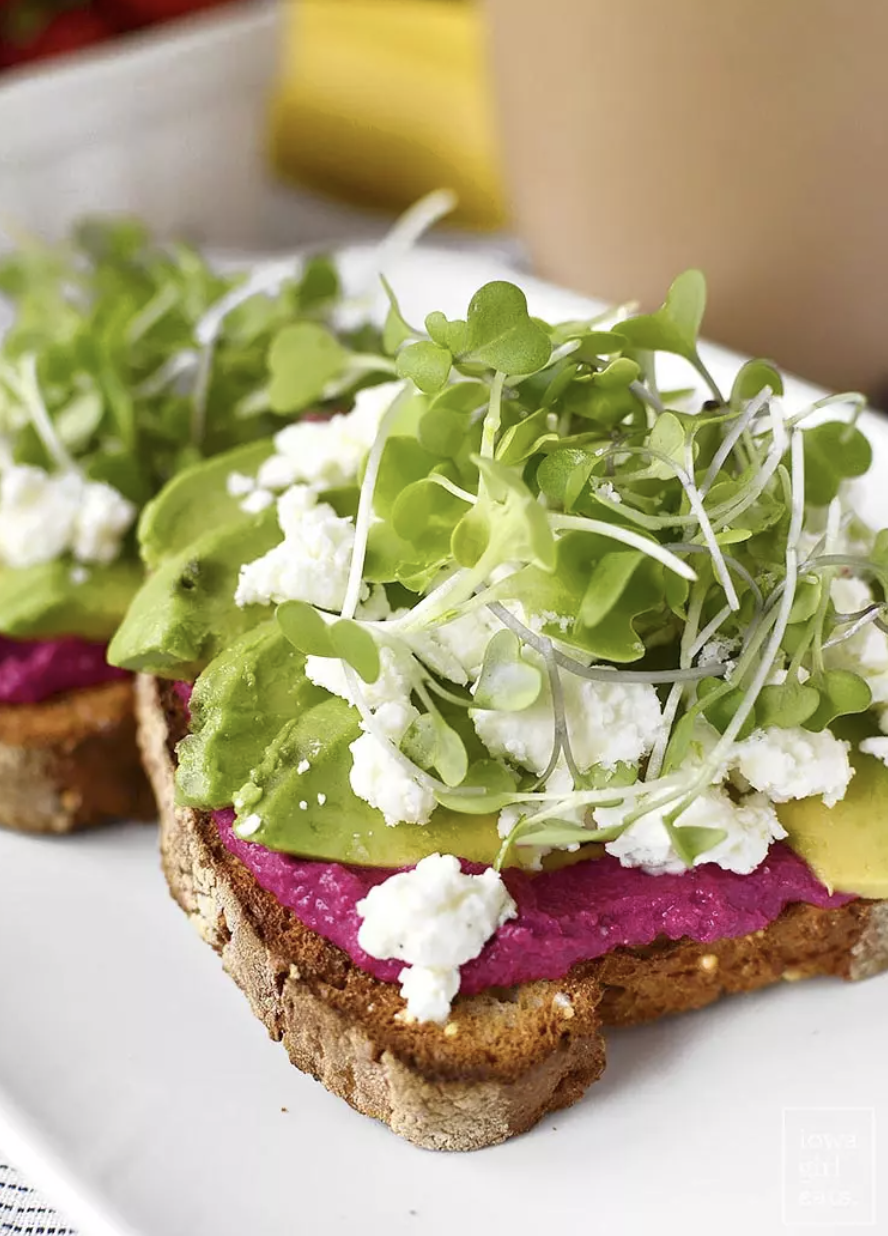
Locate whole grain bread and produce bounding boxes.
[136,673,888,1151]
[0,680,155,834]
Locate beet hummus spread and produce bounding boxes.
[214,808,852,993]
[0,637,127,704]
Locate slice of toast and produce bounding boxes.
[0,681,155,834]
[136,673,888,1150]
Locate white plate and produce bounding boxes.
[1,247,887,1236]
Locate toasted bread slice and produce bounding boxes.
[0,680,155,834]
[136,673,888,1150]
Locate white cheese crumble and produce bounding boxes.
[472,667,663,775]
[235,812,262,838]
[239,488,274,514]
[226,471,256,497]
[306,642,414,711]
[860,737,888,767]
[410,606,503,685]
[348,701,435,826]
[731,726,853,807]
[257,380,404,491]
[356,853,517,1023]
[826,575,888,733]
[598,788,786,876]
[0,465,135,568]
[234,485,355,611]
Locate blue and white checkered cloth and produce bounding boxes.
[0,1165,75,1235]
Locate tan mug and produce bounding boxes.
[485,0,888,396]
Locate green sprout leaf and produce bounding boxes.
[616,270,707,361]
[668,823,728,866]
[452,455,556,573]
[579,550,644,628]
[380,275,416,354]
[330,619,380,684]
[495,407,559,465]
[756,679,821,729]
[804,670,872,732]
[425,311,468,355]
[268,322,350,413]
[434,759,520,814]
[396,340,452,393]
[730,358,783,406]
[802,422,873,506]
[463,282,552,375]
[473,630,544,711]
[276,600,336,656]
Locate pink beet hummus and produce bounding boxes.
[214,808,852,993]
[0,636,127,704]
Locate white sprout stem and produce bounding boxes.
[699,388,771,495]
[687,603,734,661]
[126,281,180,345]
[710,397,787,531]
[390,567,476,633]
[646,580,707,782]
[16,355,76,471]
[425,473,477,504]
[548,513,697,582]
[540,637,583,783]
[341,663,441,793]
[190,256,303,445]
[681,436,739,610]
[785,391,867,429]
[487,601,727,685]
[629,379,665,414]
[687,429,806,788]
[371,189,458,277]
[340,384,411,620]
[134,350,198,398]
[822,605,884,650]
[480,370,506,460]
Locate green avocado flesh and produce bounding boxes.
[177,622,327,807]
[779,724,888,897]
[107,508,280,678]
[138,439,275,571]
[0,559,143,642]
[176,620,503,867]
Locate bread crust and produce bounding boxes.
[136,673,888,1150]
[0,680,154,834]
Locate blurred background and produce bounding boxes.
[0,0,885,393]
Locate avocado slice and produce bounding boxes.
[780,725,888,897]
[107,507,281,679]
[235,695,504,867]
[176,621,327,808]
[138,439,275,571]
[0,558,143,642]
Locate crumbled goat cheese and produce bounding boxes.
[258,380,404,491]
[410,605,503,685]
[348,701,436,826]
[235,813,262,838]
[356,583,392,621]
[497,763,583,869]
[226,471,256,497]
[597,481,621,504]
[473,664,663,775]
[306,642,414,710]
[860,737,888,768]
[0,466,134,568]
[70,480,135,564]
[731,726,853,807]
[598,788,786,876]
[234,486,355,611]
[239,488,274,514]
[826,575,888,733]
[356,853,517,1023]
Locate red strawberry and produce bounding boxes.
[100,0,228,30]
[1,5,113,67]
